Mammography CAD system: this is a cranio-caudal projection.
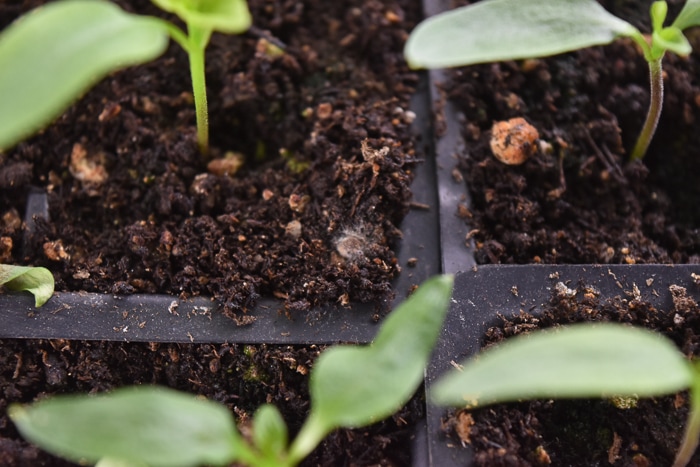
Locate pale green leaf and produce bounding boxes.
[0,264,54,307]
[404,0,637,69]
[653,27,692,56]
[651,1,669,32]
[9,386,241,467]
[252,405,288,460]
[150,0,251,34]
[288,275,453,463]
[652,26,693,56]
[673,0,700,30]
[0,0,169,151]
[433,323,693,407]
[95,459,147,467]
[309,275,453,428]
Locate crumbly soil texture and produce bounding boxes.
[443,281,700,466]
[0,0,421,315]
[0,0,424,465]
[0,338,423,466]
[447,0,700,265]
[437,0,700,462]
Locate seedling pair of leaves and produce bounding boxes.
[405,0,700,160]
[9,275,454,467]
[0,0,251,155]
[433,323,700,467]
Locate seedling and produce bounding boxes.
[405,0,700,161]
[433,323,700,467]
[0,0,252,155]
[0,264,53,307]
[9,275,454,467]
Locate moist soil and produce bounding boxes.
[0,0,421,315]
[437,0,700,464]
[446,0,700,265]
[441,280,700,466]
[0,0,424,464]
[0,338,423,466]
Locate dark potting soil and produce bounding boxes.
[444,0,700,266]
[0,0,426,464]
[442,280,700,466]
[0,338,423,466]
[434,0,700,463]
[0,0,422,315]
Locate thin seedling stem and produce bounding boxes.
[673,376,700,467]
[188,26,210,156]
[630,57,663,161]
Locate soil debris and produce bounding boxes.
[445,280,700,466]
[0,0,422,316]
[489,117,539,165]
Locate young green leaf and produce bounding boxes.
[404,0,638,69]
[653,26,692,56]
[651,0,669,32]
[289,275,454,462]
[9,386,244,467]
[0,0,169,151]
[0,264,54,307]
[672,0,700,30]
[433,323,693,407]
[252,404,288,462]
[150,0,252,34]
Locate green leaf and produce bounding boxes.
[433,323,693,407]
[288,275,453,463]
[653,26,692,56]
[9,386,241,467]
[310,275,452,426]
[0,264,54,307]
[95,459,147,467]
[651,1,669,32]
[673,0,700,30]
[252,405,288,461]
[150,0,252,34]
[404,0,637,69]
[0,0,169,151]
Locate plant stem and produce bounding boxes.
[287,414,328,466]
[673,377,700,467]
[630,57,663,161]
[158,20,189,52]
[187,25,211,156]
